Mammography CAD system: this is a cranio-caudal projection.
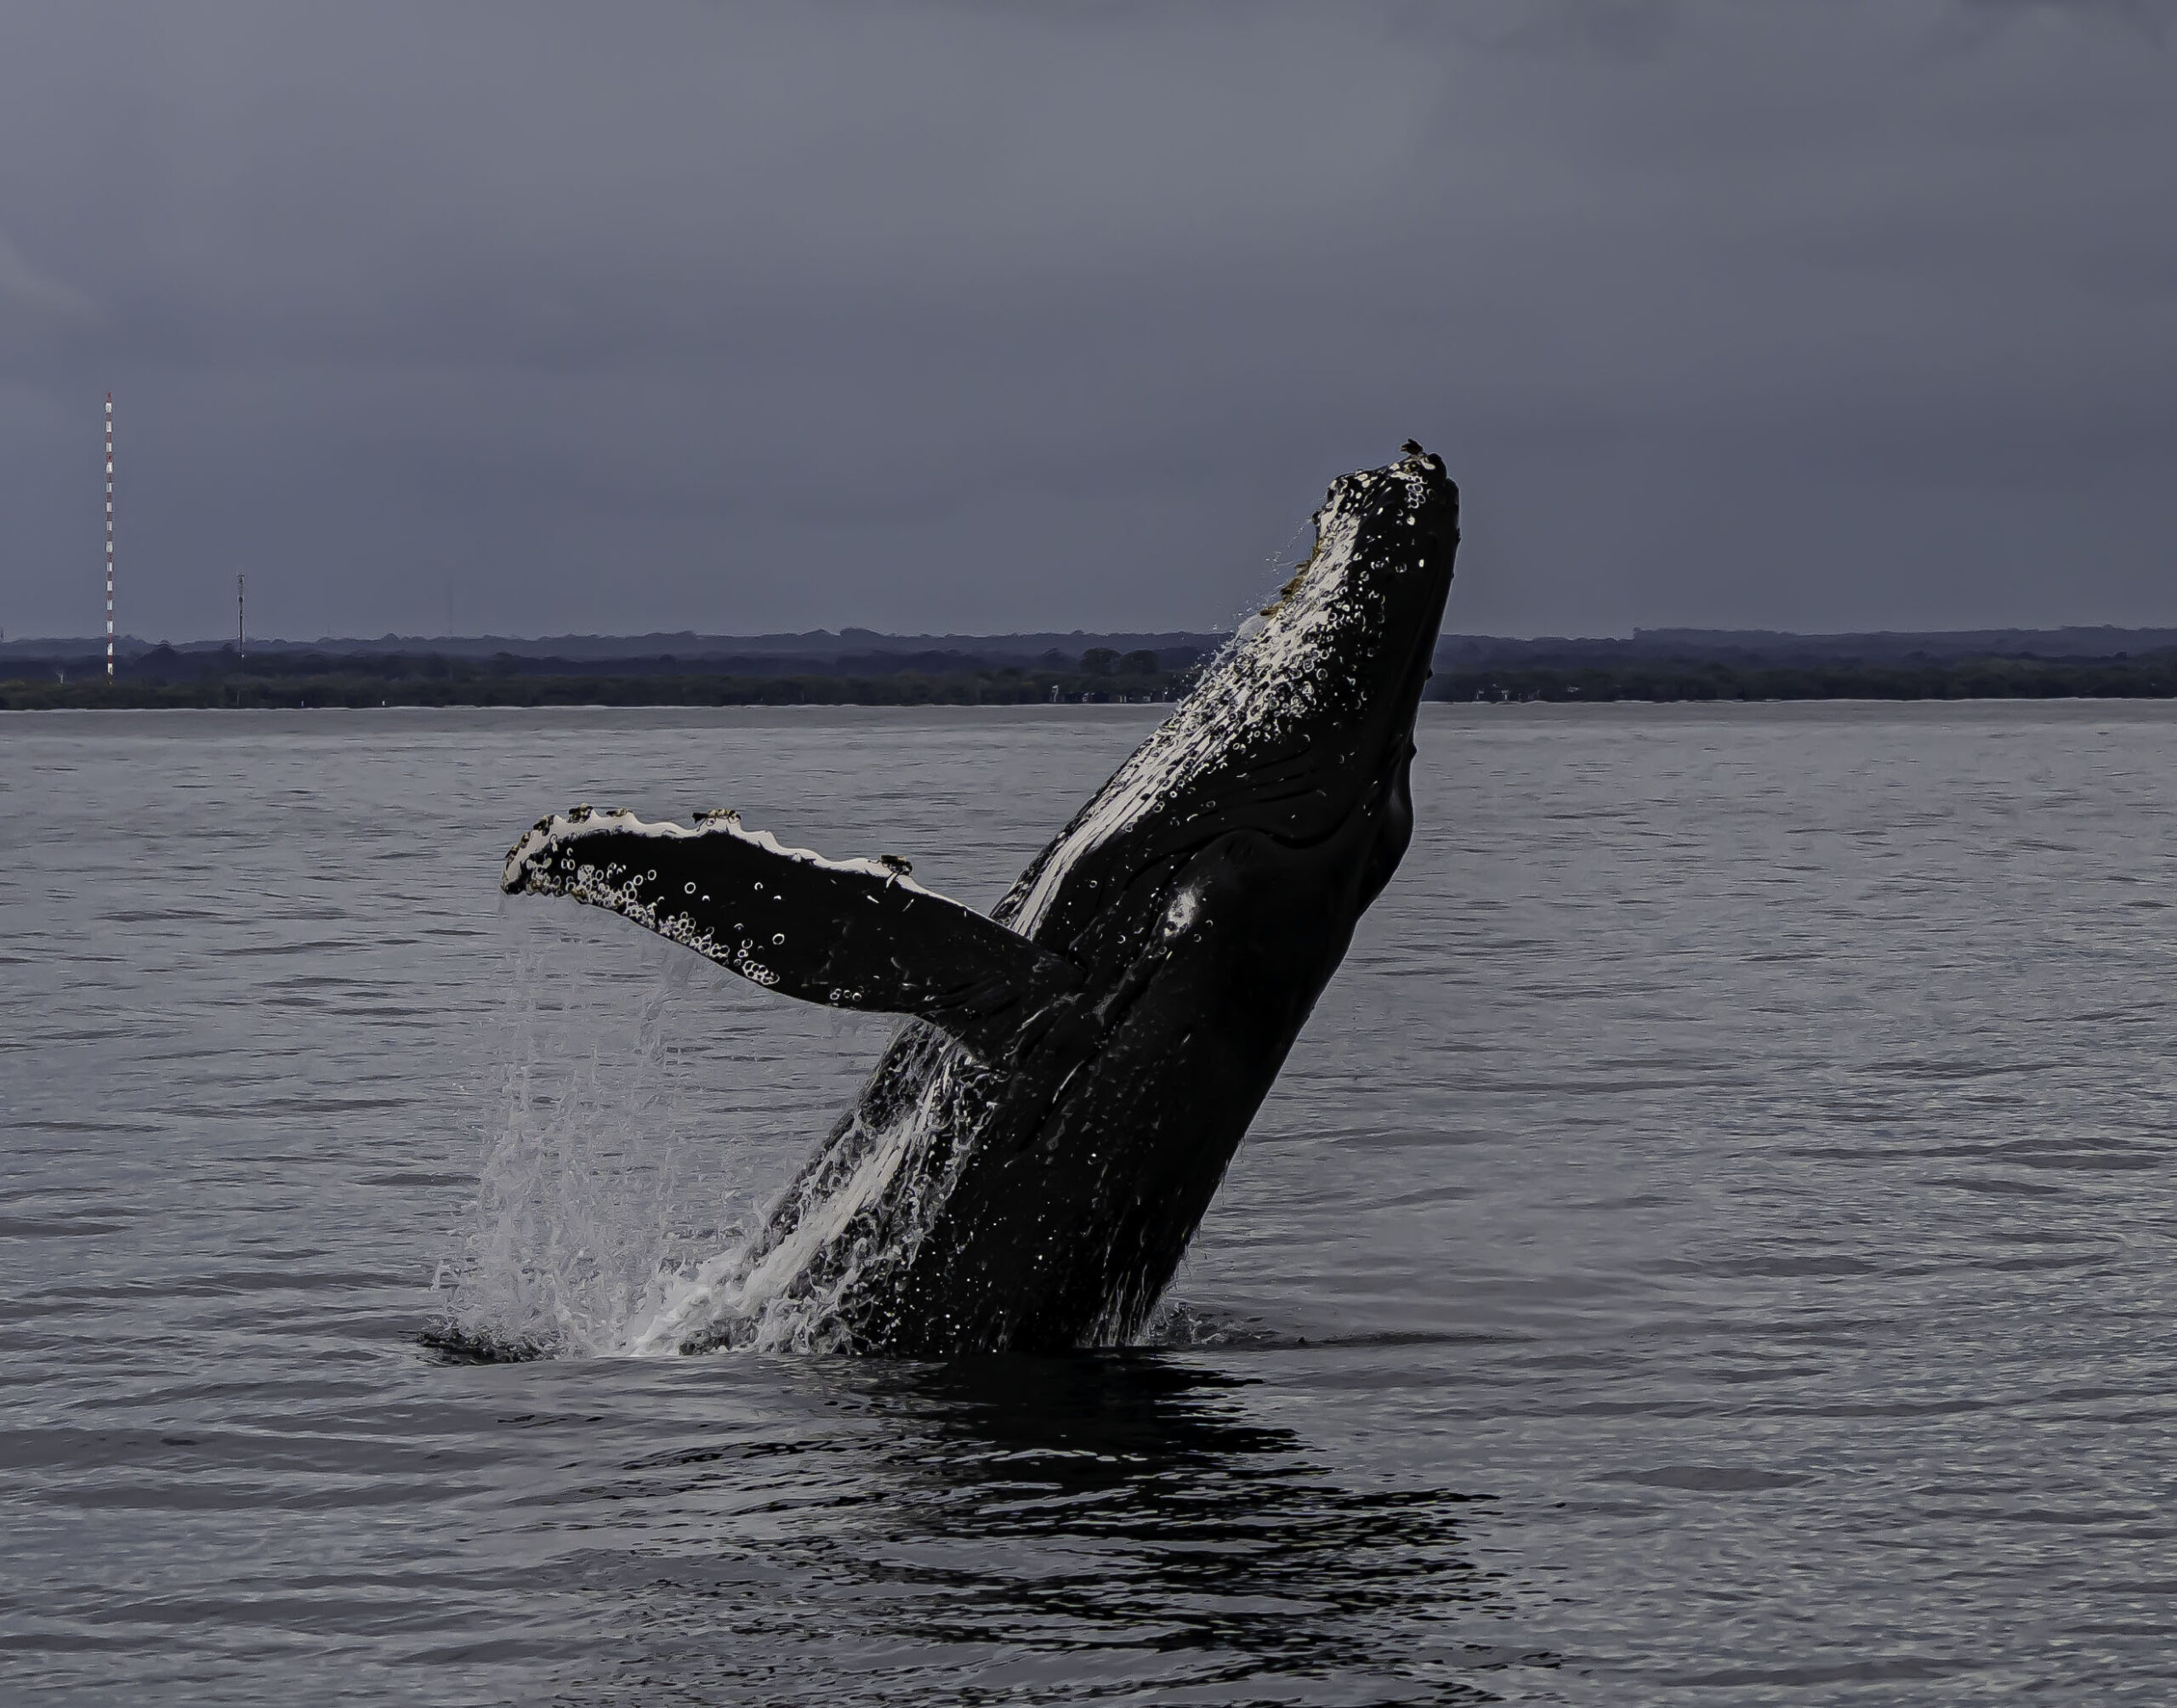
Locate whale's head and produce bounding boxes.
[1214,445,1459,853]
[1000,447,1458,948]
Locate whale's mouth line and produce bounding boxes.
[1130,727,1418,871]
[1134,803,1383,874]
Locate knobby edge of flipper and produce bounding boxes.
[501,803,935,906]
[501,805,1086,1062]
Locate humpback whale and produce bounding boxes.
[501,447,1458,1354]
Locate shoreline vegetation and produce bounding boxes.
[4,637,2174,710]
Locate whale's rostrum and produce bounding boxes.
[500,446,1458,1354]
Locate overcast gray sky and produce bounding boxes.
[2,1,2172,643]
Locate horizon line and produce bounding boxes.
[9,619,2177,653]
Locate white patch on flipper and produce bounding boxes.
[504,808,946,899]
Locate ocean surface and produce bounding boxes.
[3,701,2173,1705]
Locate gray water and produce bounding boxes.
[3,701,2173,1705]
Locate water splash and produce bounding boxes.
[628,1027,985,1355]
[426,946,1264,1361]
[431,926,767,1357]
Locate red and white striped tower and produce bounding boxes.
[104,393,115,678]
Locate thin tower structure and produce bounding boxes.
[238,574,245,657]
[104,393,114,678]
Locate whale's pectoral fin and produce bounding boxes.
[502,808,1083,1059]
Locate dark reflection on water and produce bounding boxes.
[566,1354,1508,1705]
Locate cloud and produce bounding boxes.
[1957,0,2174,39]
[0,226,94,323]
[0,1,2171,641]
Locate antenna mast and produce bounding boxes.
[104,394,115,678]
[238,574,245,658]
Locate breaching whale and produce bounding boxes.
[500,447,1458,1354]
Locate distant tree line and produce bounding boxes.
[7,643,2174,710]
[0,645,1200,710]
[1430,653,2177,703]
